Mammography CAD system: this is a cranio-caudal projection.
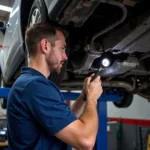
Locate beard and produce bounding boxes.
[46,54,65,74]
[53,62,63,74]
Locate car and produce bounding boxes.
[0,0,150,108]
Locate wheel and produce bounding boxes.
[27,0,47,27]
[113,91,133,108]
[27,0,69,87]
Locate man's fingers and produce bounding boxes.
[86,75,93,85]
[86,74,101,85]
[84,77,87,83]
[90,73,95,78]
[91,75,101,82]
[95,76,100,81]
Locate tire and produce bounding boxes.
[113,92,133,108]
[27,0,47,27]
[27,0,69,87]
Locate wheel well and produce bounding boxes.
[20,0,34,41]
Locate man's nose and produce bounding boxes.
[63,52,68,60]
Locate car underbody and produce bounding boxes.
[49,0,150,102]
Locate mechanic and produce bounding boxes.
[7,22,103,150]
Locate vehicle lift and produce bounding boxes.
[0,87,121,150]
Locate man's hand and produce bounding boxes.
[84,74,103,102]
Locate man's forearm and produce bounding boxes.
[71,92,85,117]
[78,100,98,143]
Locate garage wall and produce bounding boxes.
[107,94,150,120]
[107,94,150,150]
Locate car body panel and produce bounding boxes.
[0,0,24,82]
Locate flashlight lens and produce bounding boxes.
[102,58,110,67]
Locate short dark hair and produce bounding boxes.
[25,22,59,57]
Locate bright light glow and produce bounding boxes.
[0,131,6,135]
[102,58,110,67]
[0,5,12,12]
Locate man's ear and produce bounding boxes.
[40,38,51,54]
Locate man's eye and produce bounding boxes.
[62,47,66,51]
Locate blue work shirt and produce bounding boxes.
[7,67,77,150]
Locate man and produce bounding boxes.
[7,22,103,150]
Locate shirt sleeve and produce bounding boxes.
[23,77,77,136]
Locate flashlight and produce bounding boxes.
[101,58,111,68]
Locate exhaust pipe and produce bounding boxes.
[61,80,135,92]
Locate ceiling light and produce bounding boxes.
[0,5,12,12]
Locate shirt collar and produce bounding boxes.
[21,67,46,78]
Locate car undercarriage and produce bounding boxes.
[51,0,150,105]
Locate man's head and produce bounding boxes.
[25,22,68,73]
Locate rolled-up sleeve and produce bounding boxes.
[23,77,77,136]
